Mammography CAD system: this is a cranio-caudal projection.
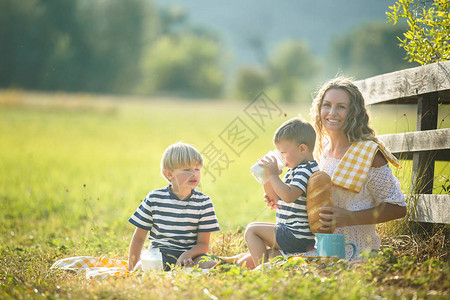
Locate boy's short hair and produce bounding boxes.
[161,142,203,173]
[273,118,316,151]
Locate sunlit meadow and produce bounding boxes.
[0,90,448,299]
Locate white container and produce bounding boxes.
[141,247,163,271]
[250,150,285,184]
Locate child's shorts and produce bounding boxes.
[275,223,315,254]
[159,248,208,271]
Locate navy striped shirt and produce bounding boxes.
[276,160,319,240]
[129,186,220,251]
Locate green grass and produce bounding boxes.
[0,90,449,299]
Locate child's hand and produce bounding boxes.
[176,252,195,267]
[259,156,281,176]
[133,261,143,271]
[264,194,278,210]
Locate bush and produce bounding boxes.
[139,34,225,98]
[267,41,319,103]
[233,66,268,101]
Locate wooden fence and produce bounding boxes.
[354,60,450,224]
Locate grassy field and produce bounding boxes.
[0,90,449,299]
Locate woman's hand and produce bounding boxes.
[319,203,407,229]
[264,194,278,210]
[318,206,353,230]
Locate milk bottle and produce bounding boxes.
[250,150,285,184]
[141,247,163,271]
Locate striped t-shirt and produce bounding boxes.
[129,186,220,251]
[276,160,319,240]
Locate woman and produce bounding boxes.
[311,77,407,259]
[237,77,407,267]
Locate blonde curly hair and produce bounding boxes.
[310,77,378,158]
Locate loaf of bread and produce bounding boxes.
[306,171,334,234]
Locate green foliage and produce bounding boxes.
[233,66,269,101]
[232,41,319,103]
[0,0,151,94]
[269,41,318,80]
[387,0,450,64]
[77,0,151,93]
[139,34,225,98]
[329,22,416,79]
[267,41,320,103]
[138,5,225,98]
[0,1,225,98]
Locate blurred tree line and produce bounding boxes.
[0,0,419,101]
[0,0,150,94]
[0,0,223,98]
[234,22,417,102]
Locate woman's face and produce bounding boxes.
[320,88,350,134]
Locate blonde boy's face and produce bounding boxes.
[275,139,309,168]
[165,164,202,190]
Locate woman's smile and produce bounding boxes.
[320,88,350,133]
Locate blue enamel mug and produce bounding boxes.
[316,233,357,260]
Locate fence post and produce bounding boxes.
[411,92,439,195]
[411,92,440,232]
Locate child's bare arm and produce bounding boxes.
[177,232,211,267]
[128,227,148,271]
[260,156,303,203]
[263,181,279,203]
[260,156,280,205]
[269,175,303,203]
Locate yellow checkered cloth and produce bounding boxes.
[51,254,129,280]
[332,140,401,193]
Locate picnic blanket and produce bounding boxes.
[332,140,401,193]
[50,254,130,280]
[50,254,244,280]
[50,253,337,280]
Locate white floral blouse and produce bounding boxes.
[319,155,407,259]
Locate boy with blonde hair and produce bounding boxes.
[128,142,220,271]
[244,118,318,267]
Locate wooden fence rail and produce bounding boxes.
[354,61,450,224]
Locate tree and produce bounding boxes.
[77,0,151,93]
[387,0,450,64]
[0,0,153,94]
[138,34,224,98]
[233,66,268,101]
[0,0,80,90]
[329,22,417,79]
[267,41,319,103]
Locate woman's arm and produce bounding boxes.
[318,203,406,229]
[128,227,148,271]
[372,150,388,167]
[177,232,211,266]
